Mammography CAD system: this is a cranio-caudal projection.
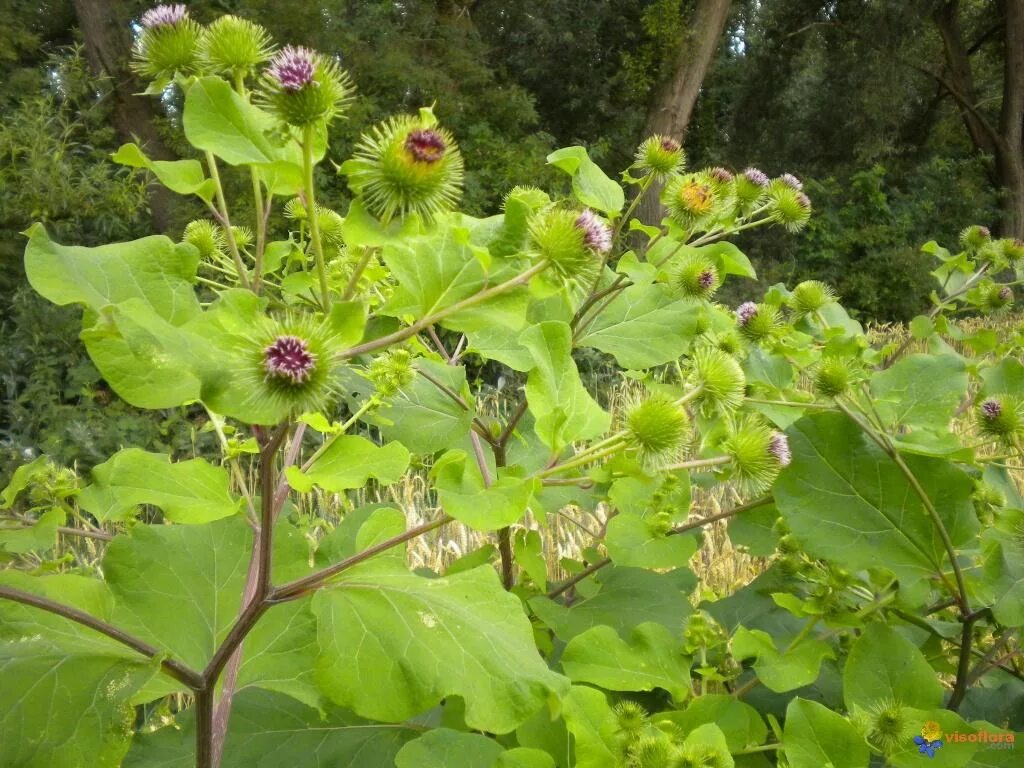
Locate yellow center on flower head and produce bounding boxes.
[679,181,714,215]
[921,721,942,741]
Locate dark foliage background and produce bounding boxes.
[0,0,1010,479]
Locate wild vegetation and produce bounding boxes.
[1,3,1023,768]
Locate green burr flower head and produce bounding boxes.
[199,15,273,77]
[343,109,464,223]
[789,280,837,315]
[768,179,811,232]
[528,208,602,285]
[260,46,354,127]
[978,396,1024,443]
[182,219,225,259]
[813,356,855,397]
[672,252,721,299]
[625,396,690,468]
[959,224,991,252]
[132,5,201,80]
[689,346,746,414]
[635,135,685,178]
[722,416,789,493]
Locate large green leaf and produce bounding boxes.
[0,642,159,768]
[560,685,620,768]
[82,298,210,409]
[981,524,1024,627]
[112,142,215,202]
[0,572,126,657]
[546,146,624,215]
[842,623,943,711]
[23,224,200,323]
[433,450,538,531]
[575,284,700,369]
[731,627,834,693]
[382,221,516,321]
[0,455,49,508]
[783,698,870,768]
[655,696,767,752]
[395,728,504,768]
[286,435,410,493]
[183,76,279,165]
[375,358,476,454]
[530,567,695,642]
[102,518,252,673]
[495,748,557,768]
[774,413,978,592]
[561,622,691,700]
[77,448,240,524]
[869,354,967,431]
[238,599,322,711]
[521,321,610,450]
[125,689,419,767]
[312,537,569,732]
[0,507,62,553]
[605,516,698,568]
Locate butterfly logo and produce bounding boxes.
[914,721,945,758]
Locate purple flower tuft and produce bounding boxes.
[575,209,613,255]
[743,167,770,188]
[780,173,803,190]
[710,167,734,183]
[660,137,681,153]
[698,270,716,289]
[141,3,188,28]
[268,46,317,92]
[1000,286,1014,302]
[404,129,447,163]
[769,432,792,467]
[977,226,991,238]
[982,399,1003,420]
[264,335,316,384]
[795,191,812,209]
[736,301,759,327]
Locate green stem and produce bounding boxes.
[664,455,731,472]
[342,247,375,301]
[745,397,835,410]
[233,72,268,293]
[272,515,454,601]
[612,173,654,245]
[538,442,625,478]
[302,123,331,310]
[732,744,781,756]
[784,616,819,653]
[299,399,379,473]
[203,406,258,526]
[205,151,250,289]
[340,261,548,358]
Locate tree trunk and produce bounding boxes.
[998,0,1024,237]
[72,0,178,233]
[639,0,733,225]
[933,0,1024,238]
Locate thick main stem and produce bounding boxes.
[202,425,287,768]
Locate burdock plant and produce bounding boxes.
[6,8,1018,768]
